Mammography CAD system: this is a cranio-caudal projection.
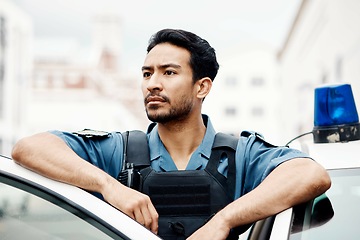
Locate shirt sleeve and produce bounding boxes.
[50,130,124,178]
[235,131,312,198]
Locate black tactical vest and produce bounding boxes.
[118,130,250,240]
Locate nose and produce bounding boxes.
[145,73,163,92]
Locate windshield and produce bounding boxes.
[289,168,360,239]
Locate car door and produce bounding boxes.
[0,156,161,240]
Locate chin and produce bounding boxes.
[146,110,164,122]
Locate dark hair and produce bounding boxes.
[147,29,219,83]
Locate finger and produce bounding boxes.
[133,208,146,227]
[147,202,159,234]
[128,211,135,220]
[140,203,158,233]
[140,207,153,230]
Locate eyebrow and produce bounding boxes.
[141,66,152,71]
[141,63,181,71]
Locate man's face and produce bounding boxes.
[141,43,196,123]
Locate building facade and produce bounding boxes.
[0,0,33,156]
[203,43,284,145]
[278,0,360,141]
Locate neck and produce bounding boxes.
[157,114,206,170]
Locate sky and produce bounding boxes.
[11,0,302,74]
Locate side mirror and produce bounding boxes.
[310,194,334,228]
[292,194,334,233]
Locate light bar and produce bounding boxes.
[313,83,360,143]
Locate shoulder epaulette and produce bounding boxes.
[73,129,110,138]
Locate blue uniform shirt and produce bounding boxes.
[50,115,310,200]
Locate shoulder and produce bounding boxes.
[239,130,277,148]
[49,129,124,169]
[50,129,123,150]
[238,130,310,160]
[72,129,111,138]
[72,129,123,140]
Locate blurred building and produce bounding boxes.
[206,0,360,146]
[28,12,149,134]
[278,0,360,142]
[203,43,284,145]
[0,0,33,156]
[3,0,360,155]
[0,3,149,155]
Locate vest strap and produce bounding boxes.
[206,133,238,200]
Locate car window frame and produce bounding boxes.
[0,169,130,240]
[289,167,360,240]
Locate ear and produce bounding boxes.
[196,77,212,100]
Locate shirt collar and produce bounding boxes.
[196,114,216,160]
[147,114,216,171]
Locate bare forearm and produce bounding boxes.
[12,132,159,233]
[11,132,112,193]
[217,158,331,229]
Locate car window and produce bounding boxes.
[0,175,126,240]
[289,168,360,239]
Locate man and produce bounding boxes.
[12,29,331,240]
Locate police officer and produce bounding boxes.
[12,29,331,240]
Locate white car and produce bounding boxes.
[240,139,360,240]
[0,155,161,240]
[242,83,360,240]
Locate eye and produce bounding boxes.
[143,71,152,78]
[164,70,175,76]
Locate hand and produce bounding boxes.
[187,214,230,240]
[102,179,159,234]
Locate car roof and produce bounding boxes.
[290,140,360,170]
[0,156,161,240]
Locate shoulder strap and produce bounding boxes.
[206,133,238,200]
[118,130,150,188]
[212,132,238,150]
[122,130,150,168]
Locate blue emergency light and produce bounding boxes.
[313,83,360,143]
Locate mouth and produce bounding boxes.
[145,95,167,104]
[145,95,167,106]
[146,96,165,103]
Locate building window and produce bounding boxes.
[225,76,238,87]
[0,16,6,49]
[250,77,264,87]
[321,72,328,84]
[34,72,48,89]
[251,107,264,117]
[0,16,6,119]
[225,107,237,116]
[335,56,342,81]
[51,71,63,88]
